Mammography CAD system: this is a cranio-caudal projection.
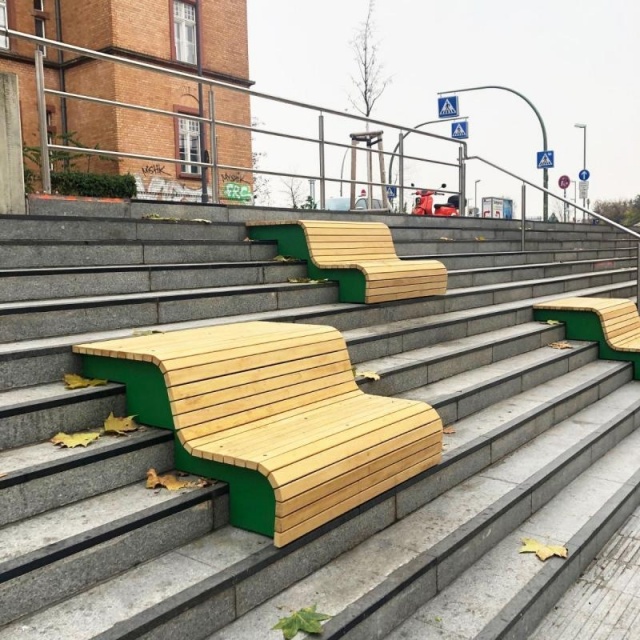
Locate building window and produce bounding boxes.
[35,17,46,55]
[178,116,201,175]
[0,0,8,50]
[173,1,197,65]
[34,0,44,11]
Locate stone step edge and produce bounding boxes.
[0,266,633,316]
[81,369,635,640]
[474,468,640,640]
[0,482,226,585]
[0,429,172,491]
[315,395,640,640]
[0,384,123,419]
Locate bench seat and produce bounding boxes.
[246,219,447,303]
[74,321,443,546]
[533,296,640,378]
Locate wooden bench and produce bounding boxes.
[246,220,447,304]
[533,296,640,379]
[74,321,443,546]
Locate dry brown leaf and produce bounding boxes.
[0,473,7,479]
[356,370,381,381]
[146,468,204,491]
[548,341,573,350]
[64,373,108,389]
[274,255,298,263]
[131,329,164,337]
[475,236,486,241]
[104,412,139,436]
[51,431,101,448]
[442,426,457,434]
[543,320,561,325]
[439,236,452,241]
[519,538,568,562]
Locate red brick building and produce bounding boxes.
[0,0,253,201]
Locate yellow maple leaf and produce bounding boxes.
[356,370,381,381]
[64,373,108,390]
[519,538,568,562]
[442,426,456,434]
[51,431,101,448]
[548,341,573,350]
[146,468,202,491]
[104,412,139,436]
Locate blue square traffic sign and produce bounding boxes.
[536,151,554,169]
[438,96,459,119]
[451,121,468,139]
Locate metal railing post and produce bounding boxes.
[34,49,51,194]
[318,113,326,209]
[398,132,405,214]
[208,89,219,204]
[521,183,526,251]
[458,145,466,216]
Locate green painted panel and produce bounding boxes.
[82,355,174,429]
[174,444,275,536]
[533,308,640,380]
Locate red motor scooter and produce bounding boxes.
[412,184,459,217]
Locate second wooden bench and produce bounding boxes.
[247,219,447,303]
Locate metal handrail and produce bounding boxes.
[471,155,640,302]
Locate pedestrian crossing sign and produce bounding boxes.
[451,121,469,139]
[536,151,555,169]
[438,96,459,118]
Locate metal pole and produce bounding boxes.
[439,85,549,220]
[208,89,219,204]
[35,49,51,194]
[521,183,526,251]
[582,126,587,212]
[318,114,326,209]
[195,0,208,203]
[398,132,405,214]
[458,145,466,216]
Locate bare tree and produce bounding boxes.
[280,176,305,209]
[349,0,391,118]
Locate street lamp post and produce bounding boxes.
[474,179,481,215]
[439,85,550,220]
[575,123,587,213]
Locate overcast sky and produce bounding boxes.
[246,0,639,215]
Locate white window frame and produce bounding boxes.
[34,0,44,11]
[35,16,46,55]
[0,0,8,50]
[173,1,197,65]
[178,116,201,175]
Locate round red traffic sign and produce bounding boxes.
[558,175,570,189]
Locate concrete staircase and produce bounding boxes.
[0,205,638,639]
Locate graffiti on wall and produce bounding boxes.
[141,164,170,177]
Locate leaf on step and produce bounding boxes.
[104,412,139,436]
[142,214,179,222]
[146,468,204,491]
[442,426,456,434]
[542,319,562,325]
[274,255,299,263]
[519,538,568,562]
[243,236,255,242]
[355,370,381,381]
[475,236,486,241]
[189,218,212,224]
[548,341,573,350]
[287,277,329,284]
[63,373,108,389]
[131,329,165,337]
[0,473,7,479]
[272,605,332,639]
[51,431,101,448]
[439,236,452,241]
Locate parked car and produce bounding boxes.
[326,196,386,211]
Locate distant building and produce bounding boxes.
[0,0,253,201]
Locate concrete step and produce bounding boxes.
[5,364,632,639]
[386,420,640,640]
[0,428,173,526]
[0,261,307,302]
[0,477,226,626]
[0,277,635,391]
[0,381,125,450]
[208,382,640,640]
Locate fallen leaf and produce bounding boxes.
[356,370,381,381]
[104,412,139,436]
[274,255,299,263]
[475,236,486,241]
[439,236,452,241]
[64,373,108,389]
[520,538,568,562]
[146,468,203,491]
[0,473,7,479]
[131,329,164,337]
[51,431,101,448]
[273,605,331,639]
[189,218,212,224]
[442,426,456,434]
[543,320,562,325]
[548,341,573,350]
[287,277,329,284]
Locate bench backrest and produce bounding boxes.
[76,322,361,444]
[299,220,399,265]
